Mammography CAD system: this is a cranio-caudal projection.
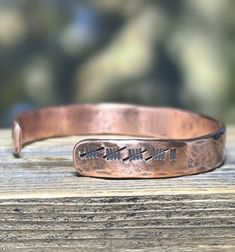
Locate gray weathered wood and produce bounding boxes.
[0,128,235,251]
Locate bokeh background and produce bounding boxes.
[0,0,234,127]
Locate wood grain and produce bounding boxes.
[0,128,234,251]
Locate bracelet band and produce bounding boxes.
[12,103,226,178]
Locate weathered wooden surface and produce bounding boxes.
[0,128,234,251]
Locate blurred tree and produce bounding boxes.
[0,0,234,127]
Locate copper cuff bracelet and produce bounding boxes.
[12,103,226,178]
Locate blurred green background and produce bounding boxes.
[0,0,234,127]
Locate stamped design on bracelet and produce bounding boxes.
[145,148,177,162]
[122,148,147,161]
[103,147,127,160]
[80,146,105,159]
[79,145,177,162]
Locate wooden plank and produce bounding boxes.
[0,128,234,251]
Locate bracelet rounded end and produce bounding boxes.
[12,121,22,157]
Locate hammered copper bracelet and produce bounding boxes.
[12,103,226,178]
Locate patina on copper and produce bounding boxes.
[12,104,226,178]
